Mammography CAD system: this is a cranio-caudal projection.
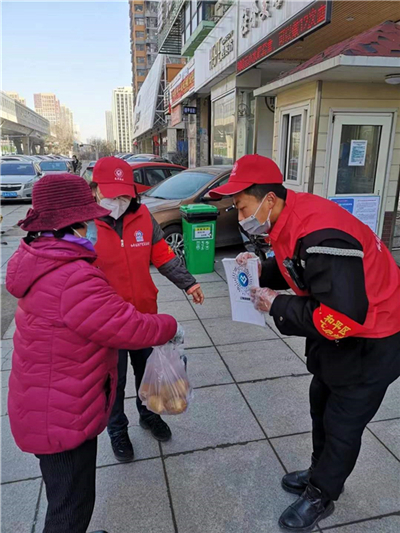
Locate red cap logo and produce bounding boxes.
[114,168,124,181]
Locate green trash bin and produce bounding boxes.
[180,204,219,275]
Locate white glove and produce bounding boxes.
[170,323,185,345]
[236,252,261,277]
[250,286,278,314]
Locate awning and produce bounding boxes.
[255,21,400,96]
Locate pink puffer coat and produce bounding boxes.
[6,237,177,455]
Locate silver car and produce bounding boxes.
[37,160,70,176]
[0,161,42,201]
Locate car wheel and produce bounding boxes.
[164,225,185,264]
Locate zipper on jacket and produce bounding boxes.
[121,239,124,248]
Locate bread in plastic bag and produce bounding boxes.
[139,344,192,415]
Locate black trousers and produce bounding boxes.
[36,437,97,533]
[308,333,400,501]
[107,347,153,437]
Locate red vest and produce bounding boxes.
[269,190,400,340]
[95,205,158,314]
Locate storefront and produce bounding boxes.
[254,21,400,248]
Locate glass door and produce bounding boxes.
[328,113,393,233]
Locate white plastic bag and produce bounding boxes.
[139,344,193,415]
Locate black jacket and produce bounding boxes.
[263,230,400,386]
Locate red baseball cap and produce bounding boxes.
[209,154,283,198]
[92,157,136,199]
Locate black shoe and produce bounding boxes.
[110,431,134,463]
[281,454,317,495]
[140,414,172,442]
[278,482,334,531]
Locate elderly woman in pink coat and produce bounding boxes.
[6,174,180,533]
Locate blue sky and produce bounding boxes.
[2,1,132,142]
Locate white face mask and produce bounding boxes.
[239,195,272,236]
[100,196,131,220]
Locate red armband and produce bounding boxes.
[313,304,366,340]
[151,238,176,268]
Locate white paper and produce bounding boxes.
[348,140,367,166]
[222,258,265,327]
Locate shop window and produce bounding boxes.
[280,107,308,185]
[212,91,235,165]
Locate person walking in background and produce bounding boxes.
[71,154,82,174]
[91,156,204,462]
[210,154,400,532]
[6,174,180,533]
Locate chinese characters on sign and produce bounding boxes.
[171,70,195,106]
[209,31,234,70]
[183,106,197,115]
[241,0,284,36]
[319,314,352,339]
[349,140,368,166]
[237,0,331,73]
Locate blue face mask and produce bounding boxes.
[85,221,98,246]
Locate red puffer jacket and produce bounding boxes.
[6,237,177,455]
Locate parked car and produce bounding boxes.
[127,154,173,164]
[129,162,185,193]
[141,166,242,259]
[1,155,31,162]
[37,160,70,176]
[81,161,97,183]
[0,161,42,201]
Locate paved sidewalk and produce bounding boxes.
[1,233,400,532]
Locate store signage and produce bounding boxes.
[237,0,331,74]
[183,106,197,115]
[171,105,182,127]
[170,59,195,107]
[241,0,284,37]
[209,31,235,70]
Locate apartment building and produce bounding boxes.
[34,93,61,127]
[105,110,114,144]
[129,0,159,99]
[5,92,26,106]
[112,87,134,153]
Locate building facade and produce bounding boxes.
[105,110,114,144]
[60,105,74,137]
[112,86,134,153]
[129,0,159,100]
[5,92,26,106]
[34,93,61,129]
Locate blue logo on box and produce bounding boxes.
[238,272,249,287]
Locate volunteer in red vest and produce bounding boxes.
[92,157,204,462]
[210,154,400,532]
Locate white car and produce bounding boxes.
[0,161,42,201]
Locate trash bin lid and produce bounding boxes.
[180,204,219,214]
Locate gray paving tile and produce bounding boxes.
[182,320,212,349]
[321,515,400,532]
[240,375,313,438]
[161,384,264,455]
[189,296,232,320]
[2,319,15,340]
[36,459,175,533]
[97,398,160,467]
[219,339,307,382]
[165,440,293,533]
[186,346,232,388]
[372,378,400,422]
[0,339,14,360]
[158,299,197,322]
[157,284,186,302]
[1,415,41,482]
[151,272,175,287]
[368,419,400,460]
[199,281,230,298]
[263,313,291,339]
[2,382,8,416]
[202,316,278,346]
[125,362,136,398]
[1,478,42,533]
[1,369,10,387]
[283,337,307,363]
[194,271,223,282]
[273,431,400,527]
